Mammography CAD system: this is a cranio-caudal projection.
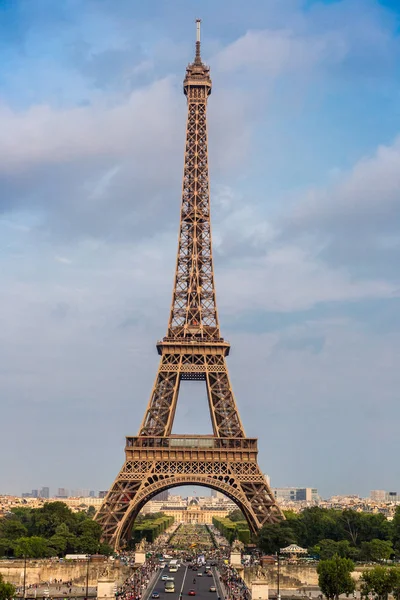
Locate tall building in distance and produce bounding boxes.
[210,490,226,500]
[370,490,387,502]
[57,488,69,498]
[152,490,169,502]
[98,491,108,499]
[39,487,50,499]
[272,487,319,502]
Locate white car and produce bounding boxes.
[161,575,169,581]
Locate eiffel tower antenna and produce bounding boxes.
[95,20,283,550]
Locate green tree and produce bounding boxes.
[75,520,102,554]
[392,507,400,553]
[50,523,77,556]
[14,536,50,558]
[360,566,400,600]
[258,521,297,554]
[317,555,356,600]
[0,574,15,600]
[0,517,28,541]
[312,539,359,560]
[360,539,393,563]
[228,510,245,522]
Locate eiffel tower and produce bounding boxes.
[95,20,283,550]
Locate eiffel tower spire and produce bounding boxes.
[95,21,283,551]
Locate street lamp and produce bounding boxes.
[277,552,281,600]
[23,555,27,599]
[85,557,90,600]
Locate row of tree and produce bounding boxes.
[131,513,174,544]
[212,515,250,544]
[0,502,112,558]
[257,506,400,560]
[317,556,400,600]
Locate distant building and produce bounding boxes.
[386,492,399,502]
[272,487,319,502]
[98,491,108,499]
[153,490,169,501]
[370,490,399,503]
[89,490,96,498]
[57,488,69,498]
[210,490,225,500]
[371,490,386,502]
[31,490,38,498]
[39,487,49,499]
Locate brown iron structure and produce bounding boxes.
[95,20,283,549]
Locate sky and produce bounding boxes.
[1,0,400,500]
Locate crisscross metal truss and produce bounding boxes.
[95,454,282,550]
[168,83,218,341]
[95,37,283,550]
[139,352,245,438]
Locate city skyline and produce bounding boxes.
[1,0,400,498]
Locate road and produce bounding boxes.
[144,565,224,600]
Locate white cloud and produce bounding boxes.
[214,28,347,75]
[289,136,400,232]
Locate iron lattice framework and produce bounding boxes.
[95,21,283,549]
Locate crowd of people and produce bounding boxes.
[220,565,251,600]
[115,558,160,600]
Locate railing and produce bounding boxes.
[125,436,258,450]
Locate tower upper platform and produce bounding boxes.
[183,19,212,95]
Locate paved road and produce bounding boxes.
[144,565,223,600]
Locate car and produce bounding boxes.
[188,591,196,596]
[197,572,202,577]
[161,575,169,581]
[209,587,216,593]
[152,593,160,599]
[207,572,213,577]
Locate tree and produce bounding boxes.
[75,520,102,554]
[14,536,50,558]
[50,524,77,556]
[312,539,359,560]
[360,539,393,563]
[0,574,15,600]
[228,510,245,522]
[0,517,28,541]
[258,521,297,554]
[317,555,356,600]
[392,507,400,553]
[360,566,400,600]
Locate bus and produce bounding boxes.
[169,559,178,572]
[165,581,175,593]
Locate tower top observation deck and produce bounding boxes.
[184,19,212,95]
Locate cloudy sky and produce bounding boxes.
[1,0,399,500]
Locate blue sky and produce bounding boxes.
[1,0,400,499]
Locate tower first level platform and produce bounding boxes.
[97,435,282,550]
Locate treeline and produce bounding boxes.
[214,507,400,562]
[212,516,250,544]
[0,502,113,558]
[259,506,400,561]
[131,513,174,544]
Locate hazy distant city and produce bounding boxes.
[2,484,399,519]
